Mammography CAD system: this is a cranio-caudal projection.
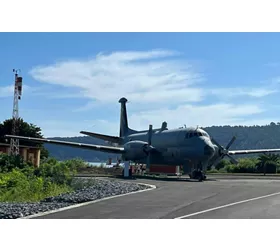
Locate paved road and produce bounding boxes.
[35,177,280,219]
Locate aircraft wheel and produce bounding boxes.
[189,170,205,181]
[197,170,204,182]
[191,170,198,179]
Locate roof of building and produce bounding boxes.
[0,143,40,149]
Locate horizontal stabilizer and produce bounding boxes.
[80,131,123,144]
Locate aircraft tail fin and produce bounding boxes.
[118,97,136,137]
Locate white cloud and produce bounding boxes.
[26,50,280,137]
[127,103,266,130]
[29,50,278,107]
[29,50,205,105]
[209,87,278,99]
[247,88,278,97]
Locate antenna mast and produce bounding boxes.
[9,69,23,156]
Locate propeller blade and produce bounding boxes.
[227,155,238,165]
[146,124,153,170]
[211,156,223,168]
[148,124,152,145]
[226,135,236,150]
[211,137,223,149]
[209,136,238,169]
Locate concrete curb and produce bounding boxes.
[19,182,156,219]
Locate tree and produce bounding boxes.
[215,159,231,170]
[264,161,278,174]
[257,153,280,174]
[0,118,49,160]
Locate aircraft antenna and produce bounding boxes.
[9,69,22,156]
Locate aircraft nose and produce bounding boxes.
[204,144,215,157]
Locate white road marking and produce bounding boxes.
[174,191,280,219]
[20,182,156,219]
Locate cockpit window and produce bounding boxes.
[185,131,208,139]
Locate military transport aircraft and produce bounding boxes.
[5,97,280,181]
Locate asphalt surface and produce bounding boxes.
[34,177,280,219]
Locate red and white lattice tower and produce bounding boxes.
[9,69,23,156]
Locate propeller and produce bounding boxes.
[143,124,153,170]
[210,135,238,167]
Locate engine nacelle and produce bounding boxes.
[122,140,150,161]
[213,144,219,157]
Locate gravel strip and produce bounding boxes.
[0,178,152,219]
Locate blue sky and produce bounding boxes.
[1,32,280,137]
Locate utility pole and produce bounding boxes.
[9,69,23,156]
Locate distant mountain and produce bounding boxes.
[45,136,120,162]
[46,122,280,161]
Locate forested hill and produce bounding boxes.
[44,136,119,162]
[45,122,280,161]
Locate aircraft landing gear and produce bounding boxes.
[189,170,206,182]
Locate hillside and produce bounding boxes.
[45,122,280,161]
[44,136,119,162]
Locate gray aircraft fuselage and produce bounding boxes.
[115,97,216,167]
[122,127,215,166]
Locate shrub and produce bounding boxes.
[34,159,77,186]
[0,153,32,173]
[64,158,89,170]
[218,167,227,173]
[215,159,231,170]
[257,160,279,174]
[0,166,72,202]
[0,154,83,202]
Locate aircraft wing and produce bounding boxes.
[5,135,125,154]
[80,131,122,144]
[229,149,280,155]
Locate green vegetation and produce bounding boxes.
[0,118,94,202]
[0,118,49,159]
[0,153,88,202]
[207,153,280,175]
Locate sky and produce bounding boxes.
[1,32,280,137]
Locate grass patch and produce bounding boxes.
[0,168,73,202]
[0,154,88,202]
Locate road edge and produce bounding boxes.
[19,182,156,219]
